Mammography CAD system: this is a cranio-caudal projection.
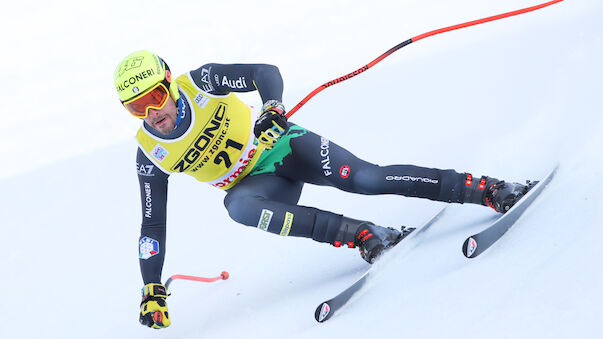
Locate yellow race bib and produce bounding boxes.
[137,73,264,189]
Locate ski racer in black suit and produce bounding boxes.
[114,50,530,329]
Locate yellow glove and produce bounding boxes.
[139,283,171,329]
[254,100,288,149]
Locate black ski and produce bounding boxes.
[462,165,559,258]
[314,206,448,322]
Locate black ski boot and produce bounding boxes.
[355,224,415,263]
[464,173,536,213]
[334,217,414,264]
[485,180,537,213]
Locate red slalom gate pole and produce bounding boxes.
[285,0,564,119]
[164,271,229,289]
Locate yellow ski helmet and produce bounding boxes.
[113,50,180,108]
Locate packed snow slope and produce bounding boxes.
[1,1,602,338]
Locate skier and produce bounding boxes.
[114,50,531,329]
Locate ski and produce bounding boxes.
[462,165,559,258]
[314,206,448,322]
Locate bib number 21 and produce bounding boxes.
[214,139,243,168]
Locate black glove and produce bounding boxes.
[139,283,171,329]
[254,100,288,149]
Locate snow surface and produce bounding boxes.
[2,0,602,338]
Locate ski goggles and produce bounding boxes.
[122,79,170,119]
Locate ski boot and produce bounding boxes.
[485,180,538,213]
[334,217,414,264]
[356,224,415,263]
[464,174,537,213]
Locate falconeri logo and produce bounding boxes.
[115,69,156,92]
[319,137,332,177]
[143,182,152,218]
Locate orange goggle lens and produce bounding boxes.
[123,83,170,118]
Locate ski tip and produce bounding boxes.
[315,302,332,323]
[462,237,478,258]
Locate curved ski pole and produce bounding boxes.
[286,0,564,119]
[164,271,229,290]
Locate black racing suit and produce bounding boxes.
[136,63,468,284]
[224,125,467,245]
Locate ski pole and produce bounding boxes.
[164,271,229,289]
[285,0,564,119]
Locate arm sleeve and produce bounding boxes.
[136,147,170,284]
[190,63,283,103]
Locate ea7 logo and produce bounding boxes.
[137,163,155,176]
[200,67,214,92]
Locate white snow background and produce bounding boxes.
[1,0,602,338]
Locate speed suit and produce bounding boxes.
[136,63,469,284]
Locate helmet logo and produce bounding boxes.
[133,86,140,94]
[118,56,144,76]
